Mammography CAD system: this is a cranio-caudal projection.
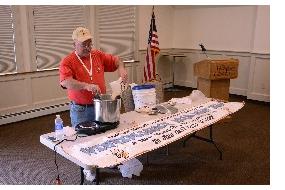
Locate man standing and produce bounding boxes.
[59,27,128,127]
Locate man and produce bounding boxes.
[59,27,128,128]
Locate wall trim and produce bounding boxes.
[0,102,70,126]
[175,80,195,88]
[229,87,248,96]
[247,92,270,102]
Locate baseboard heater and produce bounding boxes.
[0,102,70,126]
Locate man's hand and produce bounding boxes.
[119,68,128,84]
[84,84,101,94]
[117,59,128,84]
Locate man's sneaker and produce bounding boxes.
[83,169,96,181]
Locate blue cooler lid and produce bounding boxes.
[132,84,155,90]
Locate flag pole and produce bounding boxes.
[150,6,154,41]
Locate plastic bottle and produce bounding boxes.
[55,114,64,141]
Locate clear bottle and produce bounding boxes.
[55,114,64,141]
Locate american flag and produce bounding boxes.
[143,11,160,82]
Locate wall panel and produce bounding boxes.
[247,55,270,101]
[0,78,28,113]
[31,73,66,106]
[227,54,251,96]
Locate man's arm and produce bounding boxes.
[60,78,101,94]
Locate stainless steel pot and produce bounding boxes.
[94,94,121,123]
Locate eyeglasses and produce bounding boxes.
[79,43,93,49]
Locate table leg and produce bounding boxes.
[183,125,223,160]
[80,167,84,185]
[94,168,100,185]
[166,145,169,156]
[146,153,149,165]
[209,125,223,160]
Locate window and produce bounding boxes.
[0,5,16,74]
[96,5,136,61]
[32,5,86,70]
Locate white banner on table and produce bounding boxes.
[64,100,244,168]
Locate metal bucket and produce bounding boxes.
[94,94,121,123]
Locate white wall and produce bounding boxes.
[137,5,269,54]
[171,5,269,53]
[173,5,256,51]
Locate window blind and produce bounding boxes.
[32,5,86,70]
[0,5,16,74]
[97,6,136,61]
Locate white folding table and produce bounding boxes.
[40,97,242,184]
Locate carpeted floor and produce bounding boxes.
[0,87,270,185]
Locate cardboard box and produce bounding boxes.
[197,77,230,101]
[194,59,239,80]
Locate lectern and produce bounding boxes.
[194,59,239,101]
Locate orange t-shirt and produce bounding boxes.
[59,49,118,104]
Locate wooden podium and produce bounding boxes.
[194,59,239,101]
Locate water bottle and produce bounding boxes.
[55,114,64,141]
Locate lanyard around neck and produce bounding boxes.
[75,51,93,80]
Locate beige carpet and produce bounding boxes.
[0,87,269,184]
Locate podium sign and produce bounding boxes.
[194,59,239,101]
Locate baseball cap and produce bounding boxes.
[72,27,93,42]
